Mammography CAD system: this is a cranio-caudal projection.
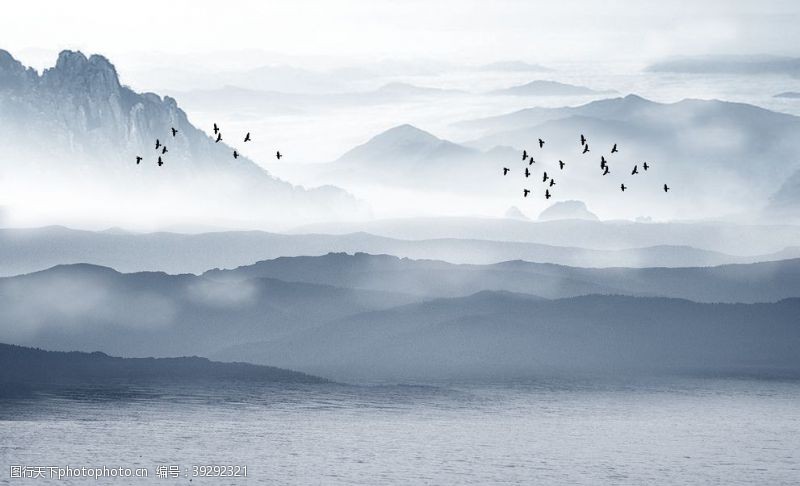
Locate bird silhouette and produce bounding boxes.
[522,150,528,161]
[631,165,639,175]
[503,167,510,175]
[523,188,530,197]
[538,138,545,148]
[162,146,168,154]
[276,151,282,160]
[611,143,618,154]
[529,158,535,166]
[171,127,178,137]
[664,184,670,192]
[135,156,142,165]
[559,160,565,170]
[582,144,590,154]
[545,189,552,200]
[525,167,530,178]
[157,156,163,167]
[580,134,586,145]
[621,184,627,192]
[155,139,161,150]
[601,156,607,169]
[233,150,239,159]
[244,132,251,142]
[603,166,610,176]
[213,123,219,135]
[643,162,650,171]
[542,171,549,182]
[549,178,556,187]
[215,133,222,143]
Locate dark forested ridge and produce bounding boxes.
[0,343,328,385]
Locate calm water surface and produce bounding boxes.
[1,378,799,485]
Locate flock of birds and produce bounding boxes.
[135,124,282,167]
[503,135,670,200]
[133,125,668,201]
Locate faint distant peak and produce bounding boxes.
[490,79,615,96]
[375,123,441,142]
[478,60,553,72]
[505,206,530,220]
[538,200,599,221]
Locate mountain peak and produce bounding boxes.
[43,49,120,91]
[0,49,37,89]
[336,124,477,166]
[378,124,440,142]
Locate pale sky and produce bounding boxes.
[3,0,800,70]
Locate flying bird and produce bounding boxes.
[244,132,251,142]
[621,184,627,192]
[233,150,239,159]
[545,189,552,200]
[549,178,556,187]
[171,127,178,137]
[215,133,222,143]
[525,167,530,178]
[601,156,607,169]
[603,166,610,176]
[523,188,530,198]
[522,150,528,161]
[503,167,510,175]
[135,156,142,165]
[643,162,650,171]
[631,165,639,175]
[580,134,586,145]
[664,184,670,192]
[611,143,618,154]
[542,171,549,182]
[538,138,545,149]
[162,146,168,154]
[276,151,282,160]
[213,123,219,135]
[157,156,163,167]
[528,158,535,166]
[559,160,565,170]
[155,139,161,150]
[582,144,590,154]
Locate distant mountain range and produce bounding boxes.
[322,124,515,190]
[216,292,800,381]
[295,216,800,256]
[645,55,800,76]
[3,253,799,382]
[0,343,326,388]
[205,252,800,304]
[4,224,800,276]
[453,94,800,218]
[0,261,418,357]
[490,80,615,97]
[0,49,365,226]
